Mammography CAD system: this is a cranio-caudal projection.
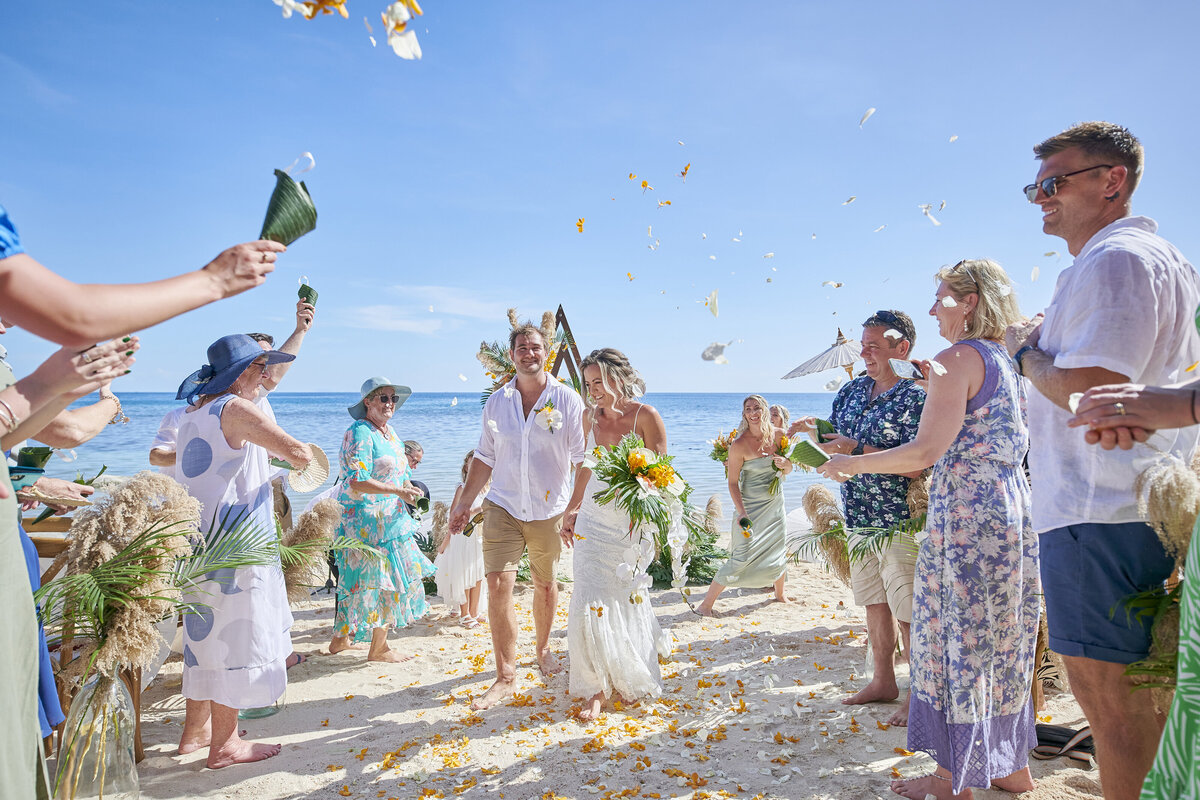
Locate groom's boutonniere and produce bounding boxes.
[534,399,563,433]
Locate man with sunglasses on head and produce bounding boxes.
[789,309,926,727]
[1005,122,1200,800]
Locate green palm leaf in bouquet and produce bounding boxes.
[260,168,317,245]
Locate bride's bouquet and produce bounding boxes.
[584,434,706,600]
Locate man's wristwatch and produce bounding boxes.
[1013,344,1039,376]
[850,442,864,456]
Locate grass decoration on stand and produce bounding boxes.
[476,309,579,404]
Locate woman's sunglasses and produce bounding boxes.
[1023,164,1112,203]
[373,394,402,404]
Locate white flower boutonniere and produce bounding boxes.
[534,399,563,434]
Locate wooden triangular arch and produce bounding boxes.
[549,304,583,388]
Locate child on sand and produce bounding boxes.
[436,451,487,627]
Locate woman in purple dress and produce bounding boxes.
[820,259,1040,800]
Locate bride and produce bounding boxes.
[561,348,672,721]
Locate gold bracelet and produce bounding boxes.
[105,394,129,425]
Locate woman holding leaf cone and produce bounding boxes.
[819,260,1038,800]
[173,334,313,769]
[694,394,792,616]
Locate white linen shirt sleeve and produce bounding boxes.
[1049,246,1160,379]
[474,393,499,468]
[563,388,585,466]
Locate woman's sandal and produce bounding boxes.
[1031,724,1095,769]
[461,615,480,629]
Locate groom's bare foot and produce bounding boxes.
[207,739,282,769]
[471,678,516,710]
[537,650,563,676]
[842,677,900,706]
[578,692,605,722]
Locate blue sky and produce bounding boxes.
[3,1,1198,394]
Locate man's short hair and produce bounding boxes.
[508,323,546,352]
[1033,121,1144,195]
[246,332,275,346]
[862,309,916,348]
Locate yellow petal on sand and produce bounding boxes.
[858,107,876,127]
[1031,266,1041,282]
[894,747,914,756]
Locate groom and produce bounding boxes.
[448,323,585,710]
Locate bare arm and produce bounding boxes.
[0,242,284,348]
[726,442,748,519]
[1004,314,1129,411]
[148,447,176,467]
[1068,379,1200,449]
[449,457,494,534]
[218,397,312,468]
[636,404,669,455]
[33,387,121,448]
[262,299,314,391]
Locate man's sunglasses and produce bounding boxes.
[1023,164,1112,203]
[374,394,403,404]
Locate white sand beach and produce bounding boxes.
[131,542,1101,800]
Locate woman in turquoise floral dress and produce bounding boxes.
[329,377,435,663]
[822,260,1039,800]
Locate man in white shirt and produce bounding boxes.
[449,324,585,710]
[1006,122,1200,800]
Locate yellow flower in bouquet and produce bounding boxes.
[768,435,791,495]
[645,463,676,490]
[627,447,656,472]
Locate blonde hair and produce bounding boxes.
[737,394,773,452]
[769,404,790,429]
[460,449,475,483]
[579,348,646,408]
[936,259,1022,341]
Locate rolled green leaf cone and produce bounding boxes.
[814,418,836,442]
[298,284,318,306]
[260,168,317,245]
[789,439,830,468]
[16,446,54,469]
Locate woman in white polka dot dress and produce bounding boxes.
[173,334,313,769]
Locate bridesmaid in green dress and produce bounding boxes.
[696,395,792,616]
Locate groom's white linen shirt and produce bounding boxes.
[1027,216,1200,534]
[474,375,585,522]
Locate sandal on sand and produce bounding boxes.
[461,616,480,629]
[1031,724,1095,769]
[286,652,309,669]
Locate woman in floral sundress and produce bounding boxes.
[821,259,1039,800]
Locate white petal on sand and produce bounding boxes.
[858,107,876,127]
[1031,266,1041,282]
[949,134,958,142]
[883,329,903,340]
[941,296,958,307]
[763,252,774,258]
[706,290,719,317]
[929,360,948,376]
[1068,392,1084,414]
[843,196,856,205]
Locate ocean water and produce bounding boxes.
[37,392,841,524]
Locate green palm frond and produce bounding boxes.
[845,516,925,562]
[278,536,382,570]
[791,521,848,563]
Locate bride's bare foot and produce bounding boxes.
[329,636,367,654]
[207,739,282,769]
[891,773,971,800]
[537,650,563,676]
[368,648,414,663]
[887,692,911,727]
[578,693,605,722]
[471,678,516,710]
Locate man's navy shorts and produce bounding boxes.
[1040,521,1174,664]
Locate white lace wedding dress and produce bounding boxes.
[567,434,671,703]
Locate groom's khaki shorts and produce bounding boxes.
[481,499,562,582]
[848,531,917,623]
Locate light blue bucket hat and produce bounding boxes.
[348,376,412,420]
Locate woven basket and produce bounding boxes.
[260,169,317,245]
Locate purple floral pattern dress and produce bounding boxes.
[906,339,1040,793]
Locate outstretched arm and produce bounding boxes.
[262,299,315,391]
[0,241,284,348]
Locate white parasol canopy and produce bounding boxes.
[781,328,861,380]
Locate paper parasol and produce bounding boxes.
[287,443,330,493]
[260,169,317,246]
[781,328,861,380]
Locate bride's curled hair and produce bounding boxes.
[579,348,647,408]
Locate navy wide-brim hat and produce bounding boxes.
[176,334,295,403]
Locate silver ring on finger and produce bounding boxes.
[1114,402,1126,417]
[81,351,93,364]
[261,252,269,263]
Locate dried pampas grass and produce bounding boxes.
[704,495,722,537]
[430,501,449,553]
[907,469,931,519]
[1134,453,1200,566]
[802,484,851,587]
[281,499,341,603]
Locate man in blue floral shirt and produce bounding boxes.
[792,310,925,725]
